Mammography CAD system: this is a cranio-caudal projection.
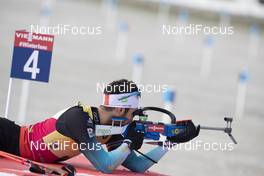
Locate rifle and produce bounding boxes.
[132,107,238,144]
[95,106,238,144]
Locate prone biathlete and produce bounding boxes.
[0,79,199,173]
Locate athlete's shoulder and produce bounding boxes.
[60,106,91,123]
[55,105,96,141]
[59,104,101,125]
[77,102,100,124]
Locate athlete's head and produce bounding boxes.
[99,79,140,125]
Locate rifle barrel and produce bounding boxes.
[200,126,226,132]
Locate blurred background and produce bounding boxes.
[0,0,264,175]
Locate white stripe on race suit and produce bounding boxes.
[95,125,128,136]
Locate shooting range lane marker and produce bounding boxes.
[162,89,175,124]
[18,81,30,124]
[4,78,13,118]
[248,24,261,60]
[105,0,118,31]
[160,88,175,141]
[157,0,171,23]
[219,11,231,27]
[200,35,215,79]
[132,53,144,85]
[17,0,54,124]
[115,20,129,63]
[174,10,189,42]
[235,68,249,119]
[39,0,53,27]
[176,10,189,25]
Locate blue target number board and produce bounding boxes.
[10,30,54,83]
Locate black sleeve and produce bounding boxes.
[105,135,124,151]
[56,106,94,143]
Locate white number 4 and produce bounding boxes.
[23,50,40,79]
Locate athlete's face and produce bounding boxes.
[112,108,136,125]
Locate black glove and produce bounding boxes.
[124,121,144,150]
[167,120,200,143]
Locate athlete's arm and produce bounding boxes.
[56,106,131,174]
[79,136,131,173]
[106,133,168,173]
[122,146,168,173]
[78,121,145,173]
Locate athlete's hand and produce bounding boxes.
[124,121,144,150]
[167,120,200,143]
